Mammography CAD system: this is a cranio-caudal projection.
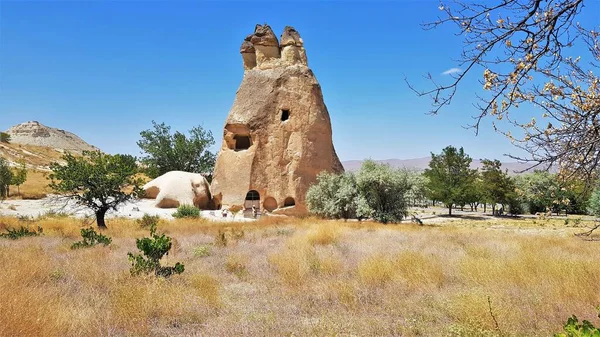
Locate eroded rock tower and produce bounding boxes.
[211,24,343,215]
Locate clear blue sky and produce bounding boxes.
[1,0,598,162]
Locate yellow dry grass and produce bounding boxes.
[0,215,599,336]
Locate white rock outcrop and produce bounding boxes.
[143,171,212,209]
[6,121,99,152]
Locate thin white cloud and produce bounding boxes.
[442,67,462,75]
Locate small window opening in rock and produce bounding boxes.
[284,197,295,207]
[234,135,251,150]
[281,109,290,121]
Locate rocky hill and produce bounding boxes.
[1,121,100,170]
[6,121,98,152]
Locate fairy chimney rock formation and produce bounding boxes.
[211,24,344,215]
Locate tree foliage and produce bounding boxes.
[412,0,599,184]
[0,132,10,143]
[10,161,27,195]
[587,186,600,217]
[307,161,411,223]
[0,157,13,199]
[49,151,143,228]
[137,121,216,179]
[128,223,184,278]
[356,160,412,223]
[306,171,370,220]
[424,146,477,215]
[480,159,516,214]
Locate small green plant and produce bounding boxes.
[128,223,184,277]
[71,227,112,249]
[574,218,583,227]
[172,204,200,218]
[136,213,160,228]
[0,226,43,240]
[565,218,570,226]
[555,315,600,337]
[193,244,212,257]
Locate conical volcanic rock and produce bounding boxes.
[211,24,343,215]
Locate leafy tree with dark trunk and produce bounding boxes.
[49,151,143,228]
[0,157,13,199]
[137,121,216,179]
[10,161,27,195]
[356,160,412,223]
[424,146,477,215]
[480,159,515,215]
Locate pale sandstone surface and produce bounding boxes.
[143,171,212,209]
[211,24,344,215]
[6,121,99,152]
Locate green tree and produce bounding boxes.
[306,171,370,220]
[0,157,13,199]
[10,161,27,195]
[424,146,477,216]
[405,170,429,207]
[587,186,600,218]
[49,151,143,228]
[0,132,10,143]
[480,159,515,215]
[514,171,569,215]
[356,160,412,224]
[137,121,216,179]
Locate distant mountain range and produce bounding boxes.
[342,157,545,175]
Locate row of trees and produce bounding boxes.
[308,145,594,222]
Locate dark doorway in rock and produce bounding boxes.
[284,197,295,207]
[234,135,251,150]
[244,190,260,209]
[281,109,290,121]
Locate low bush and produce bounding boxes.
[172,205,200,218]
[136,213,160,228]
[0,226,43,240]
[128,223,184,277]
[193,245,212,257]
[555,314,600,336]
[71,227,112,249]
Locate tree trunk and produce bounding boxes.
[96,208,108,229]
[492,204,496,215]
[484,203,487,213]
[448,204,452,216]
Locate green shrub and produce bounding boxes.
[128,223,184,277]
[172,204,200,218]
[555,315,600,337]
[136,213,160,228]
[193,245,212,257]
[0,226,43,240]
[71,227,112,249]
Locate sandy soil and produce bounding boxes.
[0,197,254,222]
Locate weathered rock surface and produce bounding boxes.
[143,171,212,209]
[6,121,99,152]
[211,24,344,215]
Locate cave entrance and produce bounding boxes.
[244,190,260,209]
[234,135,251,151]
[284,197,296,207]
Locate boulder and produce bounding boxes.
[143,171,212,209]
[211,24,344,216]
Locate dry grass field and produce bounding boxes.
[1,215,599,336]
